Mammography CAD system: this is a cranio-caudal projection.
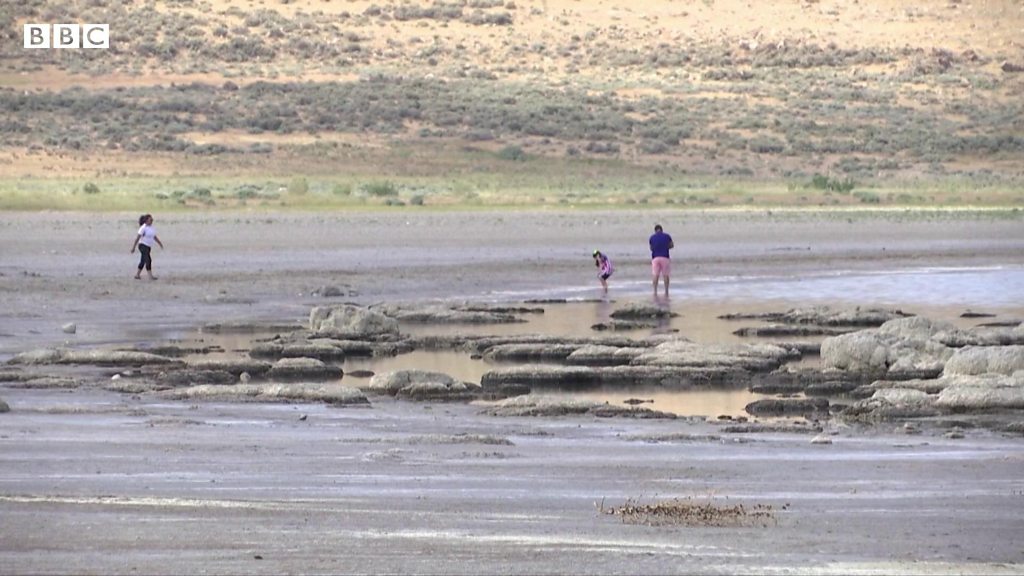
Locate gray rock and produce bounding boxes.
[0,369,35,382]
[0,397,8,412]
[307,339,378,356]
[721,306,910,327]
[733,325,855,337]
[591,320,660,331]
[163,383,369,405]
[810,434,833,445]
[63,349,179,367]
[967,324,1024,346]
[851,378,949,399]
[610,302,674,320]
[315,285,347,298]
[480,364,747,391]
[309,304,399,338]
[821,317,961,377]
[8,348,178,367]
[631,341,794,372]
[480,383,532,400]
[374,304,524,324]
[186,358,272,376]
[363,370,465,397]
[483,395,675,418]
[566,345,647,366]
[62,323,77,334]
[4,376,80,389]
[7,348,69,365]
[482,344,581,363]
[268,358,343,381]
[943,346,1024,376]
[250,341,347,361]
[750,368,866,394]
[843,388,939,420]
[745,398,829,416]
[934,372,1024,411]
[200,322,304,334]
[397,380,480,402]
[156,369,236,388]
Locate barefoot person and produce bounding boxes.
[648,223,674,296]
[592,249,613,293]
[130,214,163,280]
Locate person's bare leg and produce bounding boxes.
[664,276,670,297]
[600,277,608,293]
[652,275,659,294]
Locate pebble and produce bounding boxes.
[810,434,833,445]
[62,323,76,334]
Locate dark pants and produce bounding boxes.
[138,244,152,271]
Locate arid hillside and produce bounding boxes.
[1,0,1022,206]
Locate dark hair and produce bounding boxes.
[654,224,663,232]
[138,213,151,225]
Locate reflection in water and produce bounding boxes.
[174,267,1024,418]
[528,388,770,419]
[344,350,489,385]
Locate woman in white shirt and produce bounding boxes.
[130,213,164,280]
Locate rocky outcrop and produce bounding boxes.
[483,395,675,418]
[410,333,651,355]
[249,341,348,361]
[482,344,581,363]
[155,369,236,388]
[745,398,829,416]
[750,368,867,395]
[610,302,675,320]
[821,317,961,379]
[721,306,910,327]
[943,346,1024,376]
[850,378,948,399]
[591,320,661,331]
[843,388,940,421]
[267,358,343,381]
[374,304,524,324]
[362,370,478,401]
[935,372,1024,412]
[2,376,81,389]
[631,341,796,371]
[8,348,178,367]
[186,358,272,376]
[733,325,855,337]
[200,322,304,334]
[565,345,647,366]
[309,304,400,338]
[481,364,749,390]
[162,383,369,405]
[938,323,1024,347]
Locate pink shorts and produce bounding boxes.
[651,257,671,277]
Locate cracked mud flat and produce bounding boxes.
[1,209,1024,574]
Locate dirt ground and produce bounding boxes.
[1,208,1023,574]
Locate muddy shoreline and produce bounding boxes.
[1,209,1023,573]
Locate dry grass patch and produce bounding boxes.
[602,496,778,527]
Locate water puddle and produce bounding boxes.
[166,265,1024,418]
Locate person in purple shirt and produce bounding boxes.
[649,223,674,296]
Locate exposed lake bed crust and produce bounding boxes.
[1,209,1023,573]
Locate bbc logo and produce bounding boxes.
[24,24,109,49]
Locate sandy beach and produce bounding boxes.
[1,208,1023,574]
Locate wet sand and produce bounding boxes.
[1,387,1022,574]
[1,209,1022,356]
[1,209,1024,573]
